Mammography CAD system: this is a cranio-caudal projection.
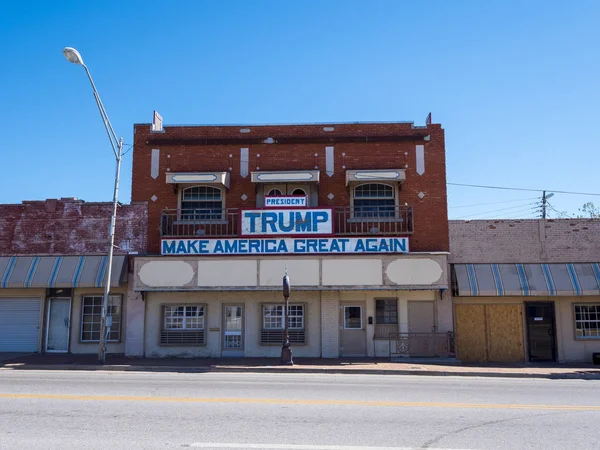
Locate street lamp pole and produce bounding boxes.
[63,47,123,364]
[281,269,293,365]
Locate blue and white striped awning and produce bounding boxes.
[0,255,127,289]
[453,263,600,296]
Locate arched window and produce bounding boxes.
[181,186,223,220]
[267,188,283,196]
[353,183,395,218]
[291,188,307,196]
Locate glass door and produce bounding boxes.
[223,305,244,352]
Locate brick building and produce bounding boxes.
[450,219,600,363]
[128,114,453,358]
[0,198,147,354]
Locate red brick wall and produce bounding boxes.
[0,199,147,255]
[132,122,449,254]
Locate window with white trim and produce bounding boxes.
[261,304,306,344]
[574,304,600,339]
[161,304,206,345]
[180,186,223,220]
[267,188,283,196]
[80,295,121,342]
[352,183,396,218]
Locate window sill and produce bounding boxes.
[575,336,600,341]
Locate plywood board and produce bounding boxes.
[486,304,525,362]
[455,304,487,362]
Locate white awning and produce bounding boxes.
[251,170,320,183]
[0,255,127,289]
[166,172,230,189]
[453,263,600,296]
[345,169,406,186]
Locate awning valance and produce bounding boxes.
[0,255,127,289]
[453,263,600,297]
[166,172,230,189]
[345,169,406,186]
[251,170,320,183]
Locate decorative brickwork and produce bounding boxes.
[132,122,449,254]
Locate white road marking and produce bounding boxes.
[189,444,470,450]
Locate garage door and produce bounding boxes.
[0,298,41,352]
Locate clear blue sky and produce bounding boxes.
[1,0,599,219]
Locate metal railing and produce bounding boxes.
[333,205,413,235]
[161,208,240,238]
[160,205,413,237]
[389,332,455,358]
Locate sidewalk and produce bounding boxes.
[2,353,600,379]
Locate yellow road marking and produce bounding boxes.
[0,393,599,411]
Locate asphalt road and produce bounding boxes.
[0,370,599,450]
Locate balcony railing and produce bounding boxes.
[389,332,456,359]
[161,209,240,238]
[160,205,413,238]
[333,205,413,235]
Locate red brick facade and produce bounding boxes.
[0,198,147,255]
[132,121,449,254]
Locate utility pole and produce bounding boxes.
[542,191,548,219]
[541,191,554,219]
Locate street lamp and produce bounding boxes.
[63,47,124,364]
[281,270,293,365]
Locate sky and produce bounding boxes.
[1,0,599,219]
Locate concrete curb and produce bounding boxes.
[208,367,600,379]
[2,364,600,379]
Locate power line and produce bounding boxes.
[546,203,572,219]
[455,206,539,220]
[454,202,539,219]
[122,144,134,156]
[510,212,539,219]
[449,196,540,209]
[448,182,600,197]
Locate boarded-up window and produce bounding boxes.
[455,304,524,363]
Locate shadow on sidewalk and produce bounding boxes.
[2,353,600,379]
[1,354,396,372]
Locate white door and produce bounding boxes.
[0,298,41,352]
[340,303,367,356]
[222,304,244,355]
[46,298,71,353]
